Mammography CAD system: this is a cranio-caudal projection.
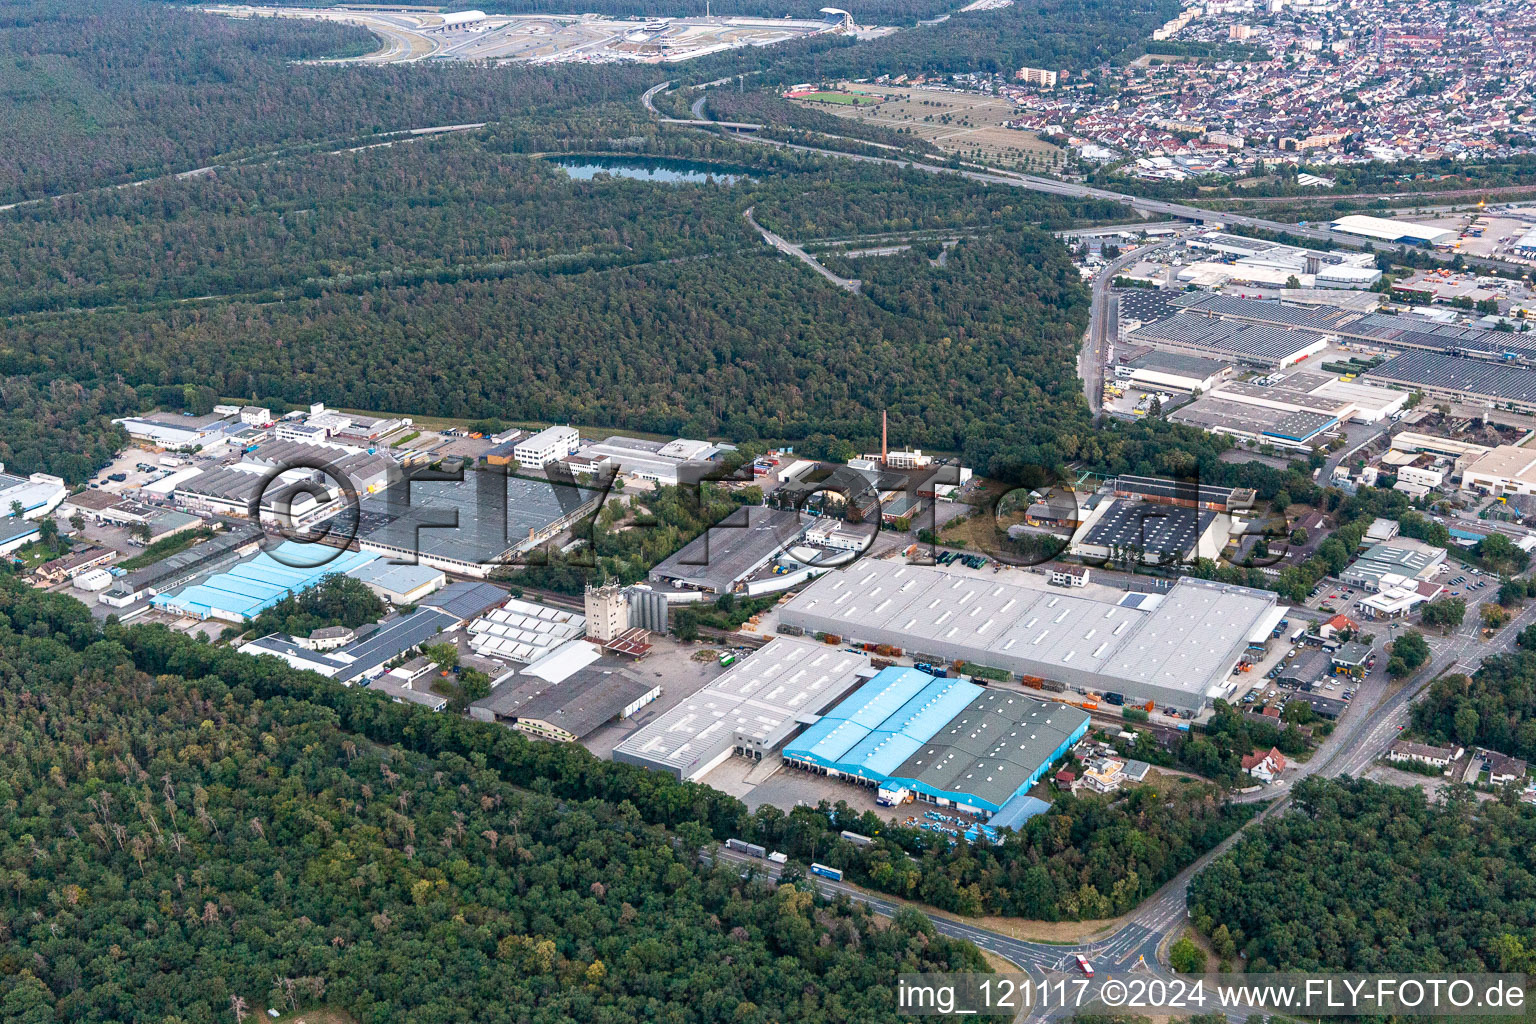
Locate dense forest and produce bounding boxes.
[0,576,1252,928]
[1413,651,1536,761]
[1188,777,1536,972]
[0,576,988,1023]
[0,0,1287,498]
[0,0,668,202]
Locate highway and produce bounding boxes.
[643,84,1522,275]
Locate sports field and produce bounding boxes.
[793,90,878,105]
[790,83,1061,166]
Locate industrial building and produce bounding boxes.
[1170,291,1358,331]
[1462,445,1536,496]
[151,542,379,622]
[470,640,659,742]
[1169,369,1407,447]
[1170,396,1339,447]
[466,596,586,664]
[514,425,582,467]
[112,412,244,452]
[782,668,1090,816]
[613,637,870,781]
[1110,475,1255,513]
[0,516,40,557]
[648,506,809,596]
[1329,214,1456,247]
[99,528,262,608]
[238,606,461,685]
[1340,537,1446,592]
[565,436,731,486]
[1364,350,1536,413]
[1346,311,1536,360]
[345,559,447,605]
[355,469,600,576]
[1072,498,1225,564]
[1113,349,1231,393]
[0,469,65,520]
[1126,310,1330,368]
[779,561,1279,713]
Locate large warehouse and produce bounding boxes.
[355,470,600,577]
[1329,214,1456,247]
[779,561,1279,713]
[151,542,379,622]
[648,506,808,596]
[1364,350,1536,413]
[782,668,1090,816]
[613,637,870,781]
[1170,368,1408,447]
[1126,311,1330,368]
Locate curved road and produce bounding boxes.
[653,81,1535,1004]
[643,83,1521,275]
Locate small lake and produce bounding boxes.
[548,155,753,185]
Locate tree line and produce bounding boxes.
[1189,777,1536,972]
[0,575,986,1023]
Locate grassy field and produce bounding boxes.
[791,84,1062,167]
[795,90,878,105]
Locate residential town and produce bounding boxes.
[994,0,1536,176]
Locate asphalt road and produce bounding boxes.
[1081,241,1179,415]
[711,585,1533,1018]
[646,91,1521,275]
[743,205,861,292]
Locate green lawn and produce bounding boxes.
[801,91,874,105]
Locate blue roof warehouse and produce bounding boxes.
[782,666,1090,817]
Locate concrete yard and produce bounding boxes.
[578,637,730,759]
[204,5,850,65]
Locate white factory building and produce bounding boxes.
[613,637,871,781]
[1329,215,1456,247]
[0,468,66,520]
[1204,371,1409,425]
[1461,445,1536,497]
[778,561,1280,713]
[514,425,582,468]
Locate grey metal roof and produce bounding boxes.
[781,562,1277,705]
[1131,311,1330,363]
[649,506,807,593]
[1083,500,1215,559]
[894,690,1089,811]
[356,469,598,566]
[474,663,656,739]
[1113,474,1241,505]
[1124,349,1229,379]
[1365,349,1536,405]
[332,608,460,682]
[346,559,444,597]
[1346,313,1536,361]
[1170,292,1355,331]
[420,581,510,622]
[612,638,869,776]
